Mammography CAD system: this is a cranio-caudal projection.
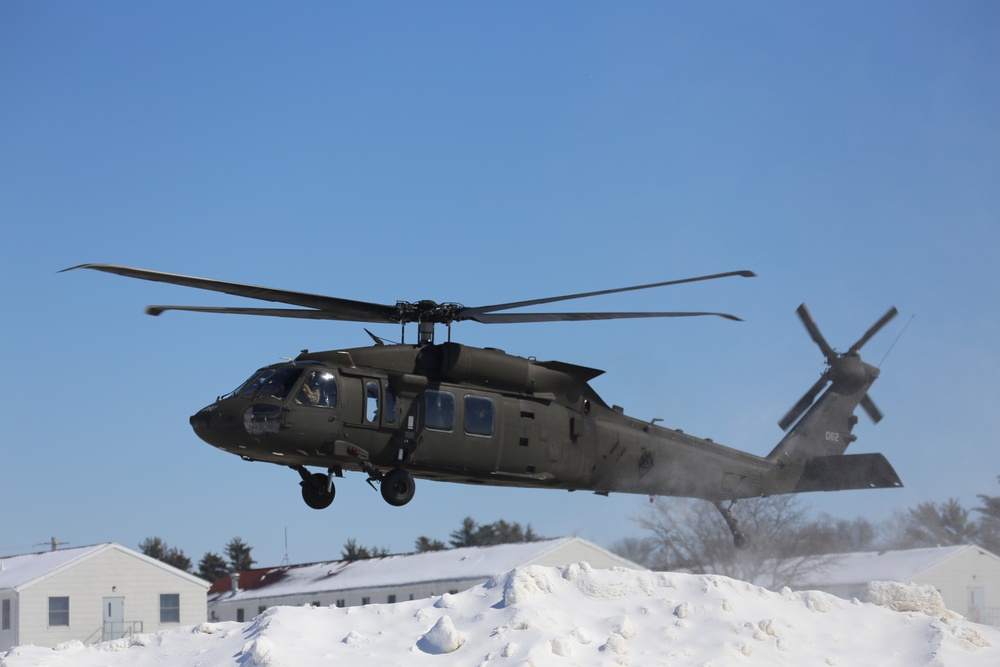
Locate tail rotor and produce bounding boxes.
[778,304,897,431]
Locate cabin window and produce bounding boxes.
[424,390,455,431]
[383,386,397,424]
[365,381,379,422]
[48,597,69,626]
[464,396,494,437]
[295,370,337,407]
[2,599,10,630]
[159,594,180,623]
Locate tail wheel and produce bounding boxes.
[380,469,415,507]
[301,472,335,510]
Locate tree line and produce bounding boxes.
[140,477,1000,590]
[611,475,1000,589]
[138,536,255,583]
[139,516,541,581]
[341,516,542,560]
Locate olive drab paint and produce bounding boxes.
[65,265,901,548]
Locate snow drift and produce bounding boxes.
[3,563,999,666]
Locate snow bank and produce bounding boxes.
[3,564,999,666]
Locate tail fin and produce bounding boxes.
[766,304,902,493]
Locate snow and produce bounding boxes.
[5,563,1000,666]
[783,545,975,587]
[0,545,105,590]
[210,538,599,604]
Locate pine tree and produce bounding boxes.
[225,537,256,571]
[198,552,230,582]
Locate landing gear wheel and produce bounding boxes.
[380,469,415,507]
[301,472,335,510]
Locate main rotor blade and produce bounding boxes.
[796,303,837,363]
[145,305,378,322]
[850,307,899,353]
[860,394,884,424]
[64,264,400,323]
[778,372,830,431]
[460,270,756,318]
[468,310,744,324]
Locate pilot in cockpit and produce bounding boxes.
[296,374,322,405]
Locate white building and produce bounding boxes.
[208,537,641,622]
[0,543,209,650]
[788,544,1000,626]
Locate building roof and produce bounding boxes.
[0,543,209,591]
[0,544,107,591]
[795,544,1000,588]
[209,537,632,604]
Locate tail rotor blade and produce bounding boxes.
[850,307,899,353]
[860,394,884,424]
[796,304,837,363]
[778,372,830,431]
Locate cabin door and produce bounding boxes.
[102,596,124,641]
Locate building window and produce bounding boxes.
[335,599,345,608]
[48,597,69,626]
[159,594,180,623]
[387,595,396,603]
[361,597,370,605]
[258,606,267,614]
[2,599,10,630]
[236,608,245,622]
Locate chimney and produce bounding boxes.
[231,572,240,593]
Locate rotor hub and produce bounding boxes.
[829,354,868,393]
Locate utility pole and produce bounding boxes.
[34,537,69,552]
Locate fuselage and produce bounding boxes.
[189,342,775,501]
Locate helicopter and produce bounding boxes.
[65,264,902,547]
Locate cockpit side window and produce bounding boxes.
[295,370,337,407]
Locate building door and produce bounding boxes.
[968,586,985,623]
[103,596,125,641]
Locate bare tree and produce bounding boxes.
[625,496,839,589]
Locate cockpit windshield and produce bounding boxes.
[257,367,303,400]
[227,366,305,401]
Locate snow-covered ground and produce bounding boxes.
[4,564,999,666]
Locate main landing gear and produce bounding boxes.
[294,465,416,509]
[713,500,750,549]
[379,468,416,506]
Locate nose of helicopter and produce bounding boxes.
[190,402,240,450]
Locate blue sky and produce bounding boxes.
[2,2,998,567]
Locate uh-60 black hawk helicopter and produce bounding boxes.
[67,264,902,547]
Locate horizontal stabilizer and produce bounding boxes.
[792,453,903,493]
